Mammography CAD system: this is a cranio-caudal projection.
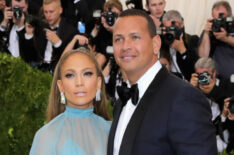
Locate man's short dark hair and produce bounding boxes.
[10,0,29,5]
[119,9,156,38]
[212,1,232,16]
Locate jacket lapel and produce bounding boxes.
[119,67,169,155]
[107,99,124,155]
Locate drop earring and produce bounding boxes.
[60,92,66,104]
[95,89,101,101]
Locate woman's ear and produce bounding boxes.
[57,80,64,93]
[97,76,102,91]
[153,35,161,55]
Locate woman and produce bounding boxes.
[30,48,111,155]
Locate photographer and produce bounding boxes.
[91,0,122,55]
[145,0,166,27]
[90,0,124,101]
[190,57,234,152]
[21,0,77,73]
[0,0,28,55]
[198,1,234,80]
[161,10,199,81]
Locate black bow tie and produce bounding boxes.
[50,27,58,32]
[117,83,139,106]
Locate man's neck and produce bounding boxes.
[50,18,61,29]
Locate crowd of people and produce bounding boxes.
[0,0,234,154]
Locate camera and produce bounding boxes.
[228,95,234,114]
[212,13,234,35]
[102,8,118,26]
[156,21,183,45]
[93,10,102,29]
[12,5,22,19]
[198,72,211,85]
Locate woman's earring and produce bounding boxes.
[95,89,101,101]
[60,92,66,104]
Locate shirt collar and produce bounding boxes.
[127,61,162,101]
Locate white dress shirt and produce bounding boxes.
[8,25,24,57]
[113,61,162,155]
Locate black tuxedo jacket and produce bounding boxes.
[108,67,217,155]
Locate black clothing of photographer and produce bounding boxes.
[198,1,234,80]
[0,0,28,56]
[160,10,199,81]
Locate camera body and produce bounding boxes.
[93,10,102,27]
[102,8,118,26]
[12,5,22,19]
[212,13,234,35]
[228,96,234,114]
[157,21,183,45]
[198,72,211,85]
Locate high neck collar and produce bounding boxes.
[64,106,94,117]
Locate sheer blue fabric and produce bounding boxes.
[30,106,111,155]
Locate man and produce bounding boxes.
[0,0,28,55]
[161,10,199,81]
[23,0,77,72]
[145,0,166,27]
[107,9,217,155]
[190,57,233,152]
[190,57,232,110]
[198,1,234,80]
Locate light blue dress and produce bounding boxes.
[30,106,111,155]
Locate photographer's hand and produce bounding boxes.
[150,15,161,27]
[74,34,88,45]
[170,35,186,54]
[204,18,212,33]
[224,98,234,120]
[46,29,61,45]
[199,76,215,94]
[14,12,25,28]
[101,16,113,32]
[214,28,234,47]
[1,7,12,26]
[190,73,198,87]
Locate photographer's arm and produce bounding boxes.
[0,6,12,28]
[198,19,212,57]
[63,34,88,54]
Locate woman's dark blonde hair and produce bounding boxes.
[46,48,111,122]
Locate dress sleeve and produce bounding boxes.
[29,127,55,155]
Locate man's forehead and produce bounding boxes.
[149,0,165,4]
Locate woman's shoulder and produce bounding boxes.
[35,113,65,139]
[92,114,112,132]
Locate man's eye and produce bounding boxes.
[132,35,140,40]
[114,37,122,43]
[65,73,74,78]
[84,71,93,76]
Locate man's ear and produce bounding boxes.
[153,35,161,55]
[213,70,217,79]
[145,4,149,11]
